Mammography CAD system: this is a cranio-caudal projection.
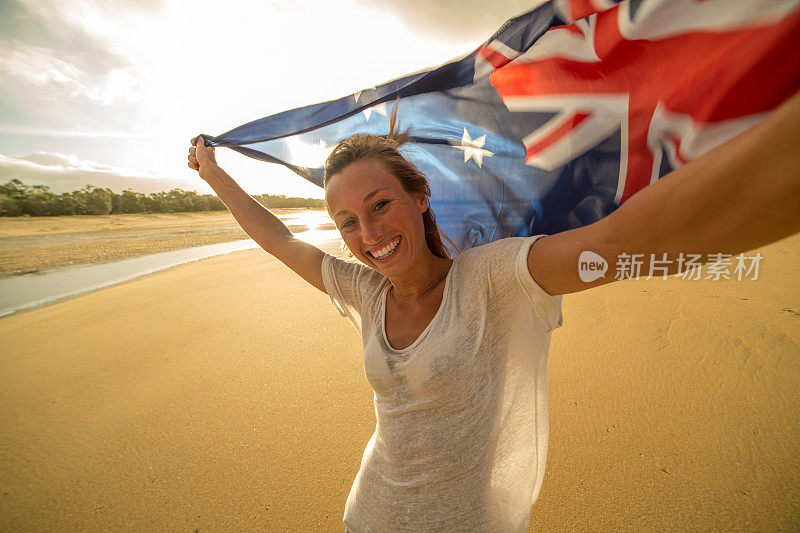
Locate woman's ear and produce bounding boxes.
[414,192,429,213]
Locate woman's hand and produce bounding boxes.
[188,135,217,176]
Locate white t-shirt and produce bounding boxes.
[322,235,564,533]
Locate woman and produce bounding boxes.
[188,91,800,532]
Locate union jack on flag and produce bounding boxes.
[205,0,800,252]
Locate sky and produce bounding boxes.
[0,0,539,198]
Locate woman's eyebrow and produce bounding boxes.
[333,188,391,218]
[363,187,390,203]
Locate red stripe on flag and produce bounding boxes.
[525,112,592,163]
[563,23,586,36]
[479,46,512,69]
[550,23,585,36]
[569,0,598,21]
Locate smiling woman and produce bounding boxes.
[316,122,563,531]
[326,160,445,272]
[188,89,800,532]
[323,119,454,262]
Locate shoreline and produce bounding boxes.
[0,240,259,319]
[0,210,336,278]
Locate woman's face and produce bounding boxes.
[325,158,429,277]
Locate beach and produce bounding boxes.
[0,221,798,531]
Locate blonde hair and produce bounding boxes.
[323,105,457,259]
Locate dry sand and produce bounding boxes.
[0,210,333,277]
[0,234,798,531]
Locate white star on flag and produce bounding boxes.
[363,102,387,121]
[354,88,387,121]
[453,128,494,167]
[353,87,376,103]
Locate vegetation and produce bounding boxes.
[0,179,325,216]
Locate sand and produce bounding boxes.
[0,210,333,277]
[0,233,798,531]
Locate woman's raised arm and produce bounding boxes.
[528,90,800,296]
[188,136,327,293]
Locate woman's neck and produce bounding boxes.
[389,251,453,302]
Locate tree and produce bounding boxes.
[84,187,113,215]
[0,178,30,200]
[112,189,145,213]
[0,179,323,216]
[0,193,23,216]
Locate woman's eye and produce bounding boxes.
[340,219,356,230]
[375,200,389,211]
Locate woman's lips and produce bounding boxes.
[367,235,401,261]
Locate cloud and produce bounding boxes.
[0,46,139,105]
[0,0,135,79]
[0,152,210,194]
[0,0,152,134]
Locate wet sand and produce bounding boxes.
[0,233,798,531]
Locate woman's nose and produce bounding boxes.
[360,217,383,245]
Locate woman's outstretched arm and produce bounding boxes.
[529,90,800,296]
[188,137,327,293]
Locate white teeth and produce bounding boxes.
[371,236,400,260]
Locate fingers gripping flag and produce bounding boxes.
[204,0,800,253]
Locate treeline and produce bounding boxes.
[0,179,325,217]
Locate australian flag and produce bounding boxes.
[204,0,800,253]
